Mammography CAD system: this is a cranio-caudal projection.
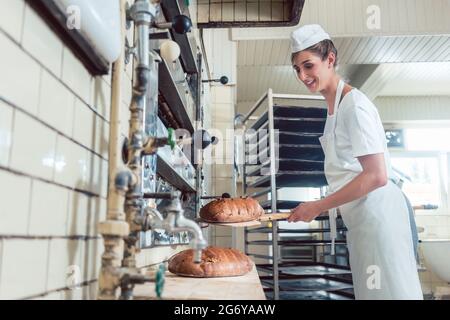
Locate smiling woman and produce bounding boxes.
[287,24,423,300]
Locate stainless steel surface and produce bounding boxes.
[267,88,280,300]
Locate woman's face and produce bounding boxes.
[292,50,335,93]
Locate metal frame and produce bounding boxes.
[238,90,354,300]
[197,0,305,29]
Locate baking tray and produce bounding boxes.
[247,145,325,164]
[246,159,324,177]
[247,172,327,188]
[260,200,301,210]
[247,131,322,156]
[251,117,326,134]
[265,290,353,300]
[261,278,353,292]
[251,105,327,131]
[278,266,351,277]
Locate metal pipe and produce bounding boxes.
[99,0,206,300]
[97,0,130,300]
[267,88,279,300]
[120,1,157,300]
[241,92,268,124]
[161,193,207,263]
[143,194,207,263]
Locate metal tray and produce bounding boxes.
[260,200,302,210]
[246,159,324,177]
[262,278,353,292]
[247,145,325,164]
[247,131,322,156]
[251,117,326,134]
[265,290,353,300]
[247,172,327,188]
[280,266,351,277]
[250,105,327,131]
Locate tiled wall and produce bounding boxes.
[0,0,244,301]
[0,0,115,300]
[208,85,235,249]
[0,0,182,300]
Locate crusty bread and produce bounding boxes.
[199,197,264,223]
[168,246,253,277]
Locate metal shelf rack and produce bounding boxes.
[237,90,354,300]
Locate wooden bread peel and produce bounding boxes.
[197,212,292,227]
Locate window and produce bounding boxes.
[385,129,404,148]
[390,128,450,211]
[391,155,442,207]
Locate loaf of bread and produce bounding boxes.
[168,246,253,277]
[199,197,264,223]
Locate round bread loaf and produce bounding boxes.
[199,197,264,223]
[168,246,253,277]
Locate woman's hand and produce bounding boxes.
[288,201,324,223]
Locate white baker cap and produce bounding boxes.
[290,24,331,53]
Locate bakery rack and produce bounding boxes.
[235,90,354,300]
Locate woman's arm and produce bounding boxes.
[288,152,388,222]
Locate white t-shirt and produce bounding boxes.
[327,88,395,190]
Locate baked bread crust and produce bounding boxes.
[168,246,254,277]
[199,197,264,223]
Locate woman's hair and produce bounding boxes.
[291,39,338,67]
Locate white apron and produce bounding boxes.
[319,80,423,300]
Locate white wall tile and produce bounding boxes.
[94,115,109,160]
[62,48,92,104]
[22,4,63,77]
[0,100,14,166]
[212,120,234,132]
[215,164,233,178]
[0,239,48,299]
[29,180,69,236]
[54,136,89,190]
[102,72,112,86]
[61,286,83,300]
[210,85,232,103]
[121,71,132,106]
[215,236,233,248]
[0,0,25,43]
[215,178,233,195]
[120,102,130,137]
[89,197,107,237]
[0,240,2,295]
[0,32,41,115]
[47,239,83,292]
[83,239,101,281]
[10,112,56,180]
[31,291,62,300]
[91,77,111,121]
[84,281,98,300]
[214,225,233,237]
[72,98,95,150]
[38,70,74,137]
[0,170,31,235]
[67,190,89,236]
[87,154,108,198]
[212,102,234,123]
